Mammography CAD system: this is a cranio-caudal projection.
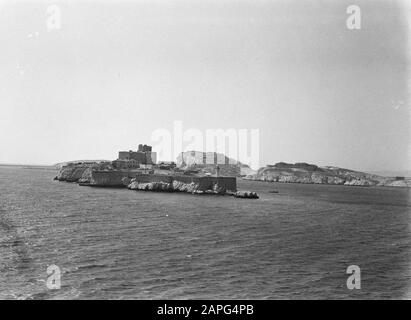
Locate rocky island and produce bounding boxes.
[53,145,259,197]
[54,144,410,192]
[244,162,411,187]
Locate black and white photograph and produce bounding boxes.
[0,0,410,306]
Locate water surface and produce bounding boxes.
[0,166,410,299]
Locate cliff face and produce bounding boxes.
[245,162,411,187]
[55,164,91,182]
[55,162,116,184]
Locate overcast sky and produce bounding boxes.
[0,0,410,172]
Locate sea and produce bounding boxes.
[0,166,410,299]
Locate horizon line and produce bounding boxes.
[1,161,410,176]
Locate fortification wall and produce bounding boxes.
[88,171,237,191]
[90,170,136,186]
[215,177,237,192]
[133,174,173,184]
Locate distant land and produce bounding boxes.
[53,160,110,169]
[0,163,57,170]
[368,170,411,178]
[244,162,411,187]
[2,156,410,188]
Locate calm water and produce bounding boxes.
[0,166,410,299]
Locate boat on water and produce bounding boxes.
[233,191,259,199]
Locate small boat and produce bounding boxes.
[268,190,279,194]
[233,191,259,199]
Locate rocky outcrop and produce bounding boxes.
[171,180,200,193]
[128,180,174,192]
[55,162,118,184]
[55,164,91,182]
[245,162,410,187]
[78,167,93,184]
[127,179,198,193]
[344,179,374,186]
[126,178,228,195]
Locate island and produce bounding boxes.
[54,144,261,197]
[244,162,411,187]
[54,144,410,194]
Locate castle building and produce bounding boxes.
[117,144,157,166]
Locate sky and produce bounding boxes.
[0,0,410,172]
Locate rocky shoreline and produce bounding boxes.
[54,162,250,197]
[54,148,410,191]
[127,178,227,195]
[244,162,411,188]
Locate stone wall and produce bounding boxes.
[86,171,237,191]
[118,151,147,163]
[214,177,237,192]
[133,174,173,184]
[133,174,237,192]
[89,170,137,186]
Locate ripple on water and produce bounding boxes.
[0,167,410,299]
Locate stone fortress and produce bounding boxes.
[112,144,157,169]
[55,144,240,195]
